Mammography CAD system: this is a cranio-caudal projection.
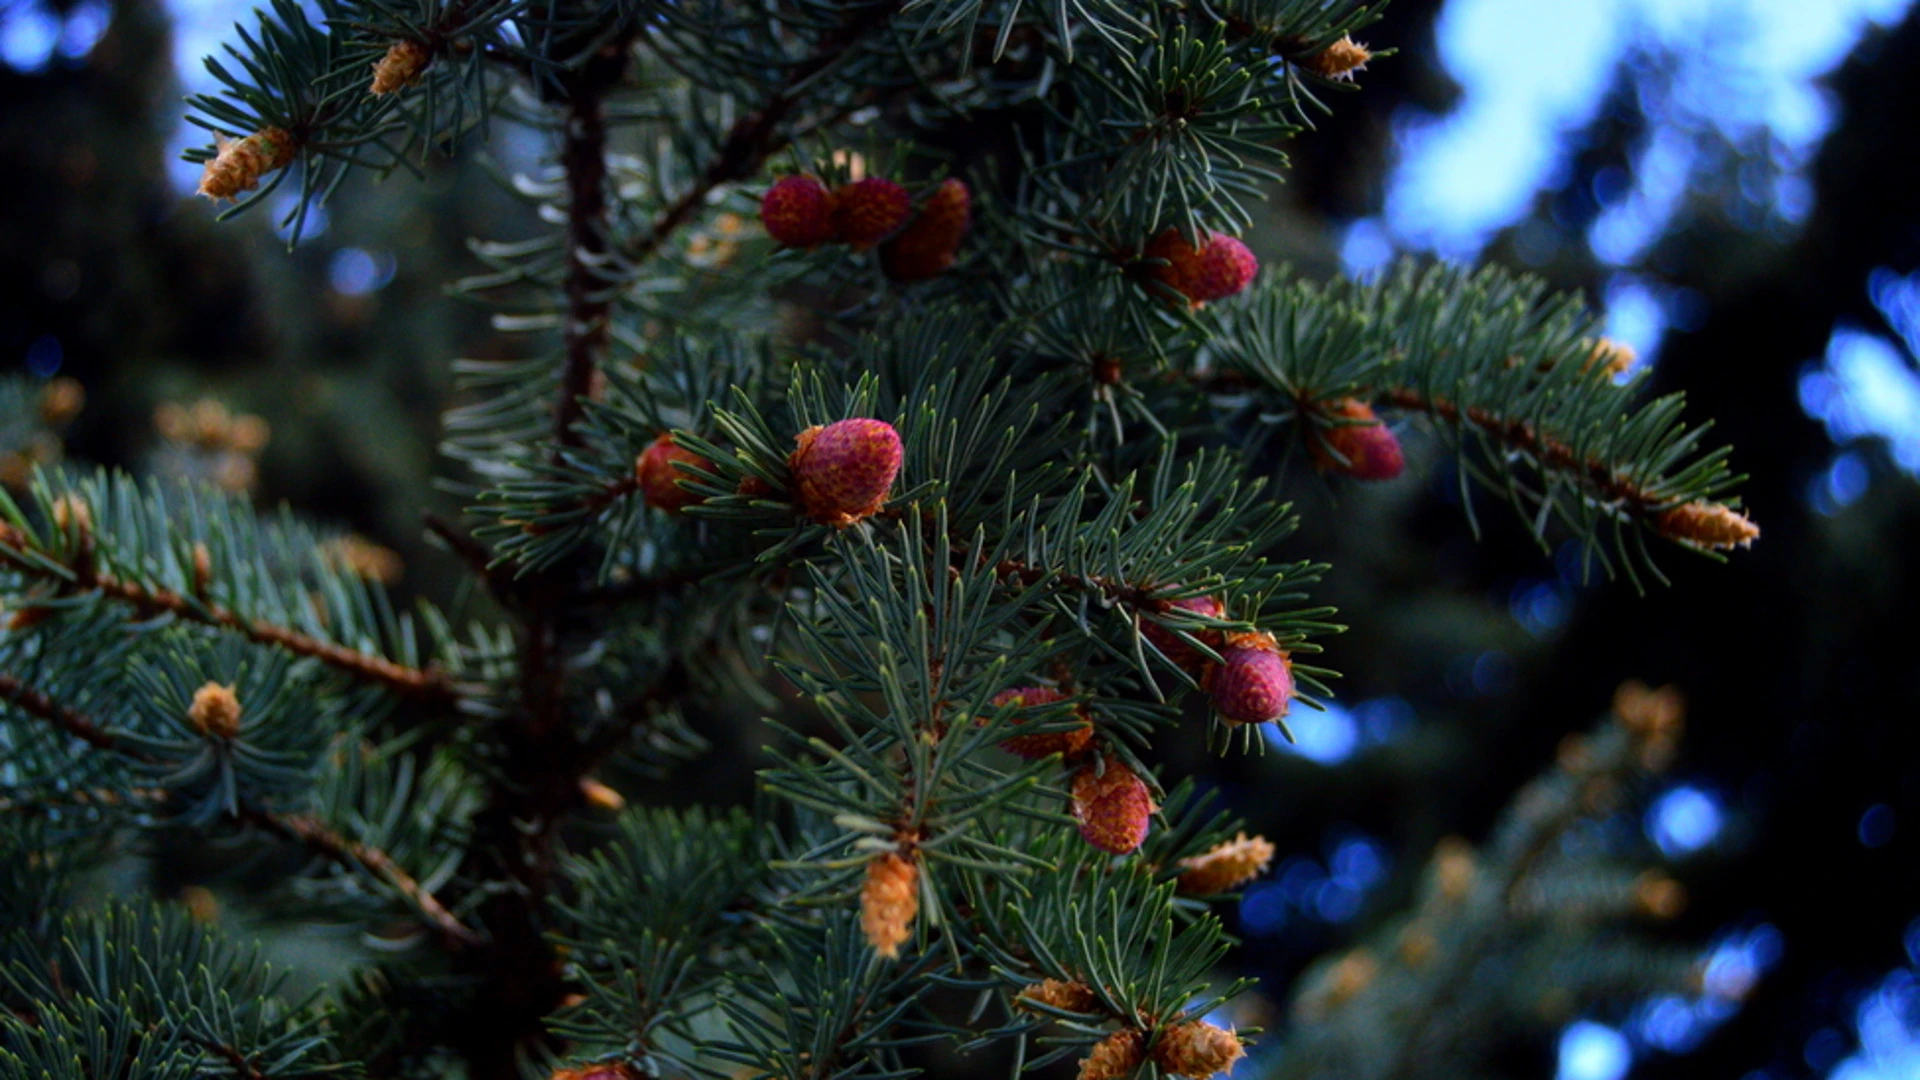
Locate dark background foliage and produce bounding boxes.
[3,1,1917,1077]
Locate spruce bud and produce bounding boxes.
[188,682,243,740]
[1142,229,1258,308]
[990,686,1095,760]
[1209,645,1294,726]
[198,129,297,202]
[861,851,919,958]
[1142,594,1225,671]
[760,175,838,248]
[881,178,971,281]
[635,433,713,514]
[1654,500,1759,551]
[1017,978,1103,1015]
[789,418,903,527]
[1308,399,1405,480]
[1071,757,1154,855]
[1078,1028,1146,1080]
[832,177,912,248]
[1152,1021,1246,1079]
[1176,832,1276,896]
[370,39,431,95]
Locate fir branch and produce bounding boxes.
[0,520,458,705]
[250,809,484,947]
[620,0,905,268]
[0,665,477,947]
[0,672,125,756]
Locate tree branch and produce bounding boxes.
[0,526,458,704]
[0,666,477,947]
[249,809,484,948]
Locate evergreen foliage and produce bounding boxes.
[0,1,1763,1078]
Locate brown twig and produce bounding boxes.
[1379,386,1662,513]
[253,810,483,948]
[0,672,131,756]
[0,529,456,704]
[0,666,477,947]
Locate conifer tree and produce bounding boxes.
[0,2,1761,1079]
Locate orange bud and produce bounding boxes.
[1152,1021,1246,1079]
[1017,978,1102,1015]
[861,851,919,958]
[1078,1028,1146,1080]
[188,682,242,739]
[197,129,296,202]
[1071,758,1154,855]
[1654,501,1759,551]
[1299,36,1371,80]
[1176,833,1276,895]
[370,39,431,95]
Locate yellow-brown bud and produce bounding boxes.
[39,377,85,425]
[188,682,243,739]
[1152,1021,1245,1079]
[1078,1028,1146,1080]
[370,39,431,95]
[50,495,91,535]
[1654,501,1759,551]
[861,851,919,959]
[1432,836,1476,901]
[1299,36,1371,80]
[1176,833,1276,896]
[1017,978,1102,1015]
[197,128,296,202]
[579,777,625,811]
[1585,337,1638,377]
[1634,871,1687,920]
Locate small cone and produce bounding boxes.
[1654,501,1759,551]
[370,39,431,95]
[1299,35,1371,80]
[1142,595,1226,671]
[1142,229,1257,307]
[990,686,1095,760]
[832,177,912,248]
[1208,646,1294,726]
[197,129,296,202]
[881,178,971,281]
[761,175,838,248]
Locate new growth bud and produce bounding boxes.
[1308,399,1405,480]
[1071,757,1154,855]
[188,682,242,739]
[832,177,912,248]
[789,418,903,527]
[990,686,1095,760]
[882,178,971,281]
[760,175,838,248]
[1152,1020,1246,1079]
[1176,832,1276,895]
[197,129,297,202]
[1209,644,1294,726]
[635,433,714,514]
[1142,229,1257,308]
[1078,1028,1146,1080]
[861,850,919,958]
